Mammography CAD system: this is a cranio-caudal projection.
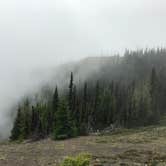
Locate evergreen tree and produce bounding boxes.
[50,86,59,132]
[72,85,77,119]
[10,107,22,140]
[67,73,78,136]
[31,106,37,134]
[150,67,160,123]
[23,99,31,139]
[68,72,74,113]
[53,99,71,140]
[93,81,101,129]
[82,82,88,123]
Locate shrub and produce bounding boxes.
[54,134,68,140]
[60,153,91,166]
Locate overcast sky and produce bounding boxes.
[0,0,166,139]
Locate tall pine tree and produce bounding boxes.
[10,106,22,140]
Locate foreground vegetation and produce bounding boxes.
[1,125,166,165]
[60,153,91,166]
[10,48,166,141]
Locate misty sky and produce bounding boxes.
[0,0,166,139]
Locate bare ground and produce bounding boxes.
[0,126,166,166]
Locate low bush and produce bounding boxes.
[60,153,91,166]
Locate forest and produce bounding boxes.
[10,48,166,141]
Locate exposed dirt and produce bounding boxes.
[0,126,166,166]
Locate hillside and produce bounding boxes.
[1,125,166,165]
[9,49,166,142]
[0,49,166,166]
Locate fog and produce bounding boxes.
[0,0,166,139]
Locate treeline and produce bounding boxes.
[10,49,166,140]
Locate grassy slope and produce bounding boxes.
[0,125,166,166]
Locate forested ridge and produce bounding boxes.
[10,48,166,141]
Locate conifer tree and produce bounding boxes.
[10,107,22,140]
[68,72,74,113]
[31,106,37,134]
[51,86,59,132]
[67,73,78,135]
[82,82,88,123]
[72,85,77,118]
[150,67,160,122]
[93,81,101,129]
[53,99,71,139]
[53,86,59,116]
[23,99,31,139]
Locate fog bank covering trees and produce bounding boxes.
[11,48,166,140]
